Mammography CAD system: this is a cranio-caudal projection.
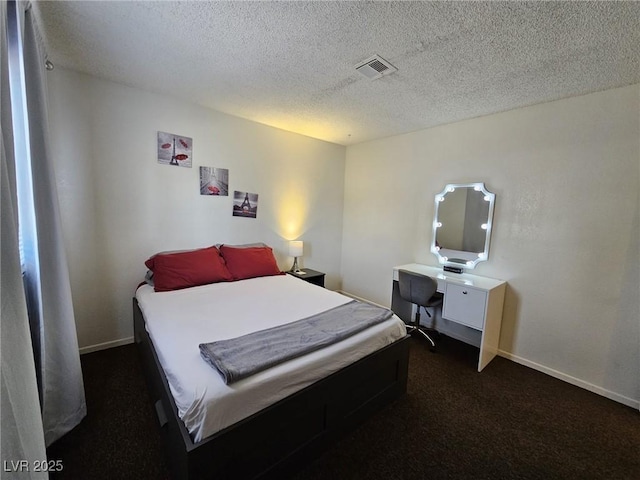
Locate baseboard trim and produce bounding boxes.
[339,291,638,410]
[498,350,639,410]
[77,298,638,411]
[79,337,134,355]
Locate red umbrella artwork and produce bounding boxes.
[157,131,192,168]
[200,167,229,196]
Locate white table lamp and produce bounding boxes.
[289,241,303,273]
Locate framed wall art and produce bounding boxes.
[200,167,229,196]
[157,131,192,168]
[232,191,258,218]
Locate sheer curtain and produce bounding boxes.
[5,0,86,448]
[1,1,47,475]
[22,2,86,445]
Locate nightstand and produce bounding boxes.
[287,268,325,287]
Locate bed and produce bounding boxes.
[133,244,410,479]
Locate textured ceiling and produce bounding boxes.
[34,1,640,146]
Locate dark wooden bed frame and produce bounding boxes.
[133,298,410,480]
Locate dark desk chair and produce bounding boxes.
[398,269,443,350]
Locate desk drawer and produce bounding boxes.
[443,284,486,330]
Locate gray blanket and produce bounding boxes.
[199,300,393,384]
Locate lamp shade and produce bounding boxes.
[289,240,303,257]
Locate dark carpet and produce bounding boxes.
[47,336,639,480]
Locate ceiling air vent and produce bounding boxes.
[355,55,397,80]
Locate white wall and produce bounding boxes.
[341,85,639,407]
[46,68,638,407]
[47,68,346,351]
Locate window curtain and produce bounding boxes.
[6,0,86,447]
[0,1,47,475]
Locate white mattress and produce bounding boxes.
[135,274,406,442]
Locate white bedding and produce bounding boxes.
[135,274,406,442]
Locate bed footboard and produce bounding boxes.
[133,297,410,480]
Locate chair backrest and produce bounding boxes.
[398,270,438,307]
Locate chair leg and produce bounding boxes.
[411,309,436,351]
[415,328,436,349]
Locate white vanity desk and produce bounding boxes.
[392,263,506,371]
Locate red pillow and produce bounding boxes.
[146,246,232,292]
[145,248,195,271]
[219,245,282,281]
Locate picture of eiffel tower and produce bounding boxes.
[157,131,192,168]
[199,167,229,196]
[240,193,251,210]
[232,190,259,218]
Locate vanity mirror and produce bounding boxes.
[431,183,495,269]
